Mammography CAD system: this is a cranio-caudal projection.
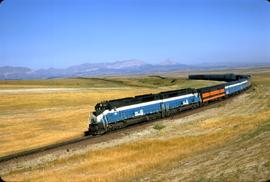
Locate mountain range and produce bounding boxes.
[0,60,269,80]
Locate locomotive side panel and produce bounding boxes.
[162,94,200,110]
[99,101,162,127]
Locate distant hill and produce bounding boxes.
[0,66,33,80]
[0,60,269,80]
[0,60,194,80]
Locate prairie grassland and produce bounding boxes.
[0,76,219,157]
[2,69,270,181]
[0,75,221,89]
[0,89,155,157]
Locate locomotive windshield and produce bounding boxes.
[94,102,109,115]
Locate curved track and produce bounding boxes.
[0,88,250,164]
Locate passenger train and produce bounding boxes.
[86,74,251,135]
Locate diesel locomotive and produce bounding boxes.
[86,74,251,135]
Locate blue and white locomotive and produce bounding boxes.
[88,88,201,134]
[87,74,251,135]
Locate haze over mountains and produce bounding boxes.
[0,60,269,80]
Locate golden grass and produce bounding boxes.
[5,109,270,182]
[0,75,220,157]
[0,89,157,157]
[4,70,270,181]
[3,69,270,181]
[0,89,156,112]
[0,76,221,89]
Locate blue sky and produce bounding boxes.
[0,0,269,68]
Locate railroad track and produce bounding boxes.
[0,88,251,164]
[0,135,93,163]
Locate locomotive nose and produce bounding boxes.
[90,114,98,124]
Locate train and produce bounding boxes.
[86,74,251,135]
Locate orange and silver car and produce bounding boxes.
[197,84,226,103]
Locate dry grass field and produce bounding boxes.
[0,75,219,157]
[1,68,270,181]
